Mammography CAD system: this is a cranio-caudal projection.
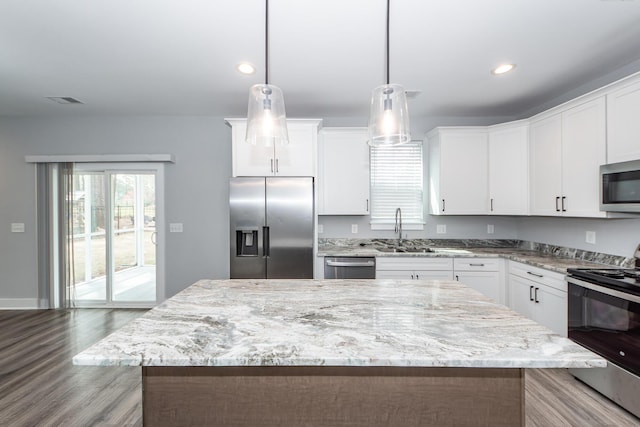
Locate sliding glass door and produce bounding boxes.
[71,164,162,306]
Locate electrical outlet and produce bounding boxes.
[11,223,25,233]
[436,224,446,234]
[169,223,183,233]
[318,224,324,234]
[586,231,596,244]
[351,224,358,234]
[487,224,494,234]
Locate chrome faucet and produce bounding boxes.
[394,207,403,246]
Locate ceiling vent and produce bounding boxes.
[46,96,84,105]
[405,90,422,100]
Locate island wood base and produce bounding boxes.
[142,366,524,426]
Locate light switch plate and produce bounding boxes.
[586,231,596,244]
[169,223,183,233]
[436,224,446,234]
[487,224,494,234]
[11,223,25,233]
[351,224,358,234]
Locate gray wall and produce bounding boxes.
[0,115,232,300]
[515,216,640,258]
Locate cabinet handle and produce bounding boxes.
[270,159,274,173]
[366,199,369,212]
[534,287,540,303]
[455,275,459,281]
[411,274,414,280]
[469,263,485,267]
[555,196,560,212]
[416,274,419,280]
[561,196,567,212]
[275,158,279,173]
[490,198,494,212]
[442,199,446,212]
[527,271,543,278]
[529,285,534,301]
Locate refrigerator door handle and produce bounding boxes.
[263,226,270,257]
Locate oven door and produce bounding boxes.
[568,278,640,376]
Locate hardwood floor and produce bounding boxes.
[0,309,638,426]
[0,309,145,426]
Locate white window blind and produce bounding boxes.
[370,141,424,226]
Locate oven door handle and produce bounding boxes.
[567,277,640,304]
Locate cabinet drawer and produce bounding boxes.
[376,257,453,271]
[453,258,500,271]
[508,261,565,292]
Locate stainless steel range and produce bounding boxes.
[566,248,640,418]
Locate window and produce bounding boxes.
[370,141,424,229]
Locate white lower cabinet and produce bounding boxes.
[508,261,567,337]
[453,258,504,304]
[376,257,453,280]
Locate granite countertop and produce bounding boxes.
[73,279,605,369]
[318,239,629,273]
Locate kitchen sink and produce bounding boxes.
[376,247,435,253]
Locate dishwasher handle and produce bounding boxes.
[325,260,376,267]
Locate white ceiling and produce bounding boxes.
[2,0,640,122]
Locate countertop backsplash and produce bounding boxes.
[318,238,635,269]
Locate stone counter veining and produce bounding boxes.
[73,279,605,369]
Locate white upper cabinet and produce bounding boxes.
[529,97,606,217]
[529,114,563,216]
[226,118,322,177]
[607,79,640,163]
[488,121,529,215]
[318,128,370,215]
[561,98,606,217]
[428,128,488,215]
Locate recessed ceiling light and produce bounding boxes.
[492,63,516,75]
[46,96,84,104]
[236,62,256,75]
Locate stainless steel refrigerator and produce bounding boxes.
[230,177,314,279]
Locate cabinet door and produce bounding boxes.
[533,284,567,337]
[488,123,528,215]
[508,275,536,319]
[529,114,563,216]
[274,121,318,176]
[607,80,640,163]
[231,121,275,176]
[455,271,501,302]
[439,131,488,214]
[318,128,370,215]
[561,98,606,218]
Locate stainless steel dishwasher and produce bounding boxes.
[324,257,376,279]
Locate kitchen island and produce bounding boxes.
[73,279,605,426]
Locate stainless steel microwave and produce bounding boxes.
[600,160,640,212]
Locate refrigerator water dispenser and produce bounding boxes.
[236,228,258,256]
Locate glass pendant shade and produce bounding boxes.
[246,83,289,147]
[368,83,411,146]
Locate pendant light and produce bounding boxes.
[246,0,289,146]
[368,0,411,146]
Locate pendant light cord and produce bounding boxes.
[265,0,269,85]
[386,0,390,85]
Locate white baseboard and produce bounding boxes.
[0,298,40,309]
